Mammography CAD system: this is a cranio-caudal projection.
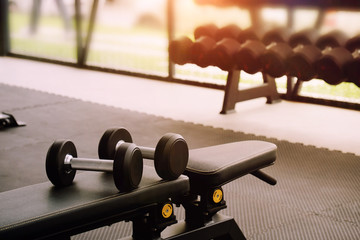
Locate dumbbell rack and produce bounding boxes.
[221,70,280,114]
[169,2,288,114]
[171,1,360,111]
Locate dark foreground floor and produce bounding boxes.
[1,83,360,239]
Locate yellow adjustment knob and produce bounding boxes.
[162,203,173,218]
[213,189,223,203]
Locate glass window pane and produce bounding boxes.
[86,0,168,76]
[9,0,77,62]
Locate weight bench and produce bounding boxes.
[0,140,276,240]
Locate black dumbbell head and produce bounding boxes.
[288,45,322,81]
[235,40,266,74]
[345,54,360,87]
[215,24,242,41]
[288,28,319,48]
[98,127,133,159]
[261,42,293,78]
[236,27,265,44]
[113,142,143,192]
[46,140,77,187]
[208,38,241,70]
[345,34,360,52]
[190,36,217,68]
[316,47,353,85]
[169,36,193,65]
[262,27,292,46]
[194,23,218,39]
[315,30,348,50]
[154,133,189,180]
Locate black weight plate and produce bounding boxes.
[113,142,143,192]
[45,140,77,187]
[154,134,189,180]
[98,127,133,159]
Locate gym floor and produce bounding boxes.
[1,56,360,239]
[1,56,359,156]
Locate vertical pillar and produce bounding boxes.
[81,0,99,65]
[75,0,83,66]
[0,0,9,56]
[167,0,175,80]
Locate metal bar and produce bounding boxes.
[287,6,295,29]
[234,83,278,103]
[249,6,261,29]
[167,0,175,79]
[262,73,281,104]
[314,9,325,29]
[139,146,154,159]
[6,53,227,90]
[70,158,113,172]
[81,0,99,65]
[0,0,10,56]
[251,170,277,185]
[220,70,241,114]
[74,0,83,66]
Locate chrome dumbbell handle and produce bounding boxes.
[64,154,113,172]
[116,140,154,159]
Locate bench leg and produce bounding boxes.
[161,214,246,240]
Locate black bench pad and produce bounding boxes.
[185,141,276,191]
[0,166,189,240]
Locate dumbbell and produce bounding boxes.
[46,139,143,192]
[344,34,360,87]
[169,36,193,65]
[320,33,360,86]
[207,25,266,71]
[194,23,241,41]
[315,30,351,85]
[287,45,322,81]
[288,30,348,83]
[194,23,219,40]
[191,24,241,69]
[196,24,242,70]
[189,36,217,68]
[207,38,242,71]
[234,27,291,75]
[231,26,269,74]
[260,27,316,78]
[288,28,319,48]
[169,35,216,68]
[262,27,292,46]
[214,24,242,41]
[98,128,189,181]
[169,23,218,66]
[260,28,319,78]
[236,26,269,44]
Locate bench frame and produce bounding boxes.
[1,141,276,240]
